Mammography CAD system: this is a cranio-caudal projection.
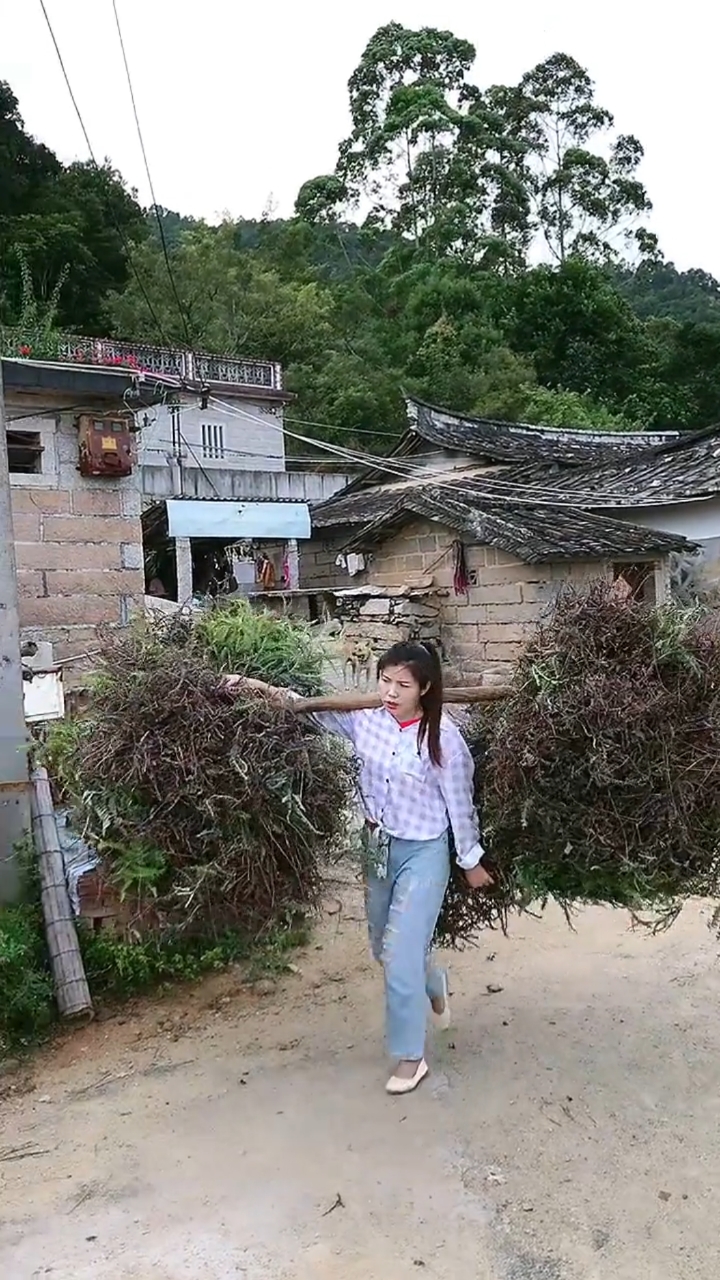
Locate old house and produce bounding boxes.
[3,355,169,683]
[4,337,350,634]
[307,398,698,680]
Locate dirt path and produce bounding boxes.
[2,885,720,1280]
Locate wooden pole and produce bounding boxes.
[294,685,511,713]
[0,359,31,903]
[30,766,93,1022]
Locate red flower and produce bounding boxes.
[18,344,32,357]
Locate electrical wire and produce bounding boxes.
[207,395,672,509]
[178,430,223,498]
[7,403,90,423]
[37,0,171,349]
[110,0,194,352]
[142,442,356,465]
[283,421,402,439]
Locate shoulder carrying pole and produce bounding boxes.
[293,686,511,713]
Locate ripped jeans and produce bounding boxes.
[364,831,450,1061]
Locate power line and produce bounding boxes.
[178,431,223,498]
[208,395,666,508]
[110,0,194,351]
[142,441,361,466]
[37,0,170,349]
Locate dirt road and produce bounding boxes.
[1,884,719,1280]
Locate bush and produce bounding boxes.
[0,905,55,1056]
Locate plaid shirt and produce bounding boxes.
[308,706,484,869]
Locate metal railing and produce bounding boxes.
[3,330,283,390]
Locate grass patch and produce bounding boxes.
[79,918,309,1002]
[0,903,55,1058]
[0,902,308,1062]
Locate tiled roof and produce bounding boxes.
[319,483,693,565]
[405,397,678,466]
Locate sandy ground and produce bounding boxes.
[1,881,720,1280]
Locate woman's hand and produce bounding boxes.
[222,675,271,693]
[222,675,294,709]
[464,863,494,890]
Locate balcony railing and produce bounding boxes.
[2,330,283,391]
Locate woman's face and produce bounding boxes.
[379,663,424,722]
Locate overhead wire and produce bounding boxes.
[206,394,673,509]
[177,431,223,498]
[37,0,171,349]
[110,0,194,352]
[142,441,360,466]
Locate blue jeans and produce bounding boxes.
[365,832,450,1061]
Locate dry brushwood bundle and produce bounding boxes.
[434,854,516,949]
[51,629,354,935]
[471,583,720,926]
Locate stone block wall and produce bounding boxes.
[335,591,443,657]
[355,519,614,679]
[9,408,144,680]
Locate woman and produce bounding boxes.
[225,641,492,1096]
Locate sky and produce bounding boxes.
[4,1,716,275]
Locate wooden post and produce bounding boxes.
[175,536,193,604]
[30,766,93,1021]
[0,359,31,903]
[293,685,511,713]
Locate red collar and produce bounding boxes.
[397,716,422,730]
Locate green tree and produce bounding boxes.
[518,385,633,430]
[110,221,336,366]
[333,23,476,251]
[508,258,656,413]
[614,260,720,326]
[515,53,653,262]
[0,81,146,332]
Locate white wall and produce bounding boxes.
[141,464,351,504]
[138,390,285,472]
[603,496,720,542]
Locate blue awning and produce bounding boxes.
[166,499,311,540]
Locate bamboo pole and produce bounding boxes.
[30,766,93,1022]
[294,685,511,713]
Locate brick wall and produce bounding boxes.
[357,519,614,678]
[298,533,350,590]
[8,406,144,679]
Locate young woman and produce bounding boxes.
[225,641,492,1096]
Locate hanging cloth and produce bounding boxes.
[452,540,470,596]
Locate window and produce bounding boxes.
[613,562,658,604]
[6,430,43,474]
[201,422,225,460]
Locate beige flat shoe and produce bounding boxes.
[386,1059,429,1096]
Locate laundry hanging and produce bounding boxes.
[452,540,470,596]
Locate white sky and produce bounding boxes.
[4,2,716,274]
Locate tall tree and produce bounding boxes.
[513,53,653,263]
[307,23,476,254]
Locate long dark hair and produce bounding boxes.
[377,641,444,766]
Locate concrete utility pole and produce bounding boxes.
[0,359,31,902]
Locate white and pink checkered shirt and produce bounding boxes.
[309,706,484,869]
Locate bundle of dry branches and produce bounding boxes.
[52,628,354,936]
[469,583,720,928]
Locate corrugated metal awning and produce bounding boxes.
[166,498,311,540]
